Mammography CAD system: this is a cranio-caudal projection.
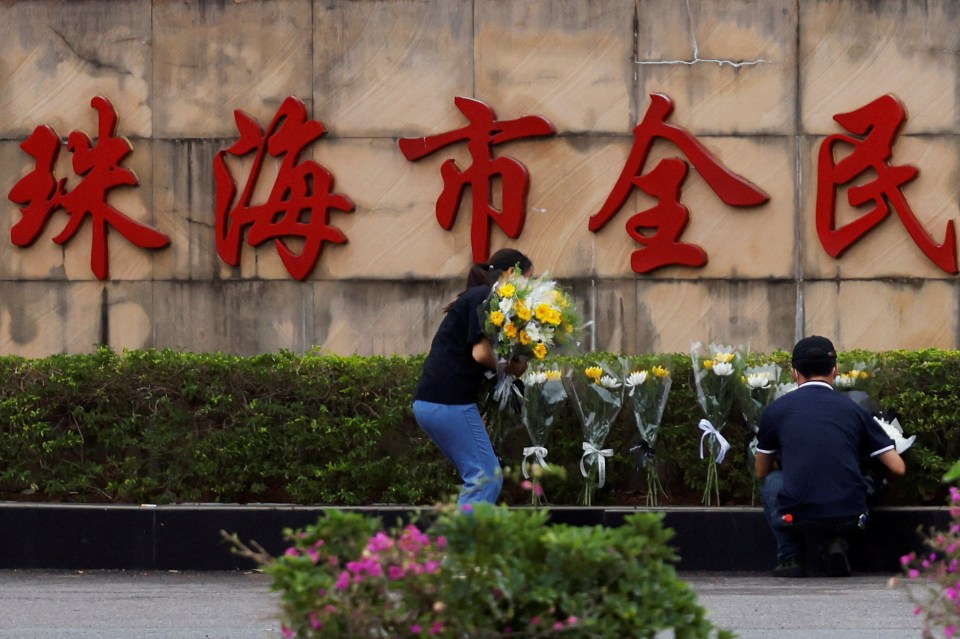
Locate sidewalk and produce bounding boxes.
[0,570,923,638]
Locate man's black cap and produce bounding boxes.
[791,335,837,366]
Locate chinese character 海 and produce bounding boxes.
[214,96,355,281]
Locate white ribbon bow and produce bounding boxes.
[522,446,549,479]
[698,419,731,464]
[580,442,614,488]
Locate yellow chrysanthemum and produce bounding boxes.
[504,323,518,338]
[498,283,516,298]
[545,369,562,381]
[714,352,735,363]
[703,359,714,370]
[858,370,870,379]
[515,301,532,322]
[585,366,603,381]
[533,343,548,360]
[535,303,559,323]
[652,365,669,378]
[519,330,532,345]
[489,310,505,327]
[565,323,574,333]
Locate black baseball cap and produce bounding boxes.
[791,335,837,367]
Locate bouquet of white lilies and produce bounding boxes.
[519,367,567,505]
[623,358,673,506]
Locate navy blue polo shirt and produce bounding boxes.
[414,285,492,405]
[756,381,895,519]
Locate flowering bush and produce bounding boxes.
[900,486,960,638]
[242,504,733,639]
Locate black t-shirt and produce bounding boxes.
[414,285,492,405]
[756,381,895,519]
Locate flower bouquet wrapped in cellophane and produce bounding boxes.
[564,361,623,506]
[481,268,580,412]
[519,366,567,505]
[737,361,781,504]
[691,341,743,506]
[623,357,673,506]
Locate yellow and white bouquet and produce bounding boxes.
[691,341,744,506]
[564,362,623,506]
[737,361,782,503]
[623,359,673,506]
[482,269,579,364]
[519,366,567,505]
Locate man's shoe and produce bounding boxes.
[827,539,852,577]
[772,556,805,578]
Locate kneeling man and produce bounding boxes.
[756,336,906,577]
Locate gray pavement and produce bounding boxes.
[0,570,925,638]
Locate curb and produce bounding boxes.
[0,503,947,572]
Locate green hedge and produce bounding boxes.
[0,347,954,506]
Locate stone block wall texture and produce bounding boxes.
[1,0,959,357]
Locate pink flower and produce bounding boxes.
[521,480,533,491]
[284,547,300,557]
[335,571,351,590]
[553,622,564,630]
[909,569,920,580]
[566,616,579,625]
[367,531,395,553]
[423,560,441,574]
[533,483,544,496]
[901,554,915,567]
[309,612,323,630]
[281,625,295,638]
[306,549,320,564]
[429,621,444,635]
[388,565,406,580]
[410,623,423,634]
[461,504,474,513]
[529,616,540,626]
[436,536,448,549]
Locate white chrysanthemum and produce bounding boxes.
[523,371,548,385]
[745,372,771,389]
[834,374,856,388]
[498,297,514,315]
[525,323,546,344]
[712,362,734,377]
[599,375,621,389]
[625,371,648,387]
[775,382,798,398]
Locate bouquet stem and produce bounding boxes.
[702,453,720,506]
[645,464,665,507]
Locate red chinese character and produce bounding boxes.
[8,96,170,280]
[590,93,769,273]
[399,96,556,263]
[214,96,354,281]
[816,94,958,274]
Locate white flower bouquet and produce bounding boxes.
[623,359,673,506]
[564,362,623,506]
[691,342,743,506]
[519,367,567,505]
[737,361,781,504]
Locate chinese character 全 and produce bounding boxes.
[589,93,769,273]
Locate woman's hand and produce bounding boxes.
[504,357,528,377]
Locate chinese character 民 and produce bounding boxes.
[399,96,556,263]
[816,93,958,274]
[214,96,354,281]
[8,96,170,280]
[589,93,769,273]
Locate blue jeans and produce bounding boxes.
[760,470,803,562]
[413,400,503,505]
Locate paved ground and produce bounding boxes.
[0,570,925,638]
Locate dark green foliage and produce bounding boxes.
[0,347,953,505]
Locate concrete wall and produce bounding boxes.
[1,0,958,357]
